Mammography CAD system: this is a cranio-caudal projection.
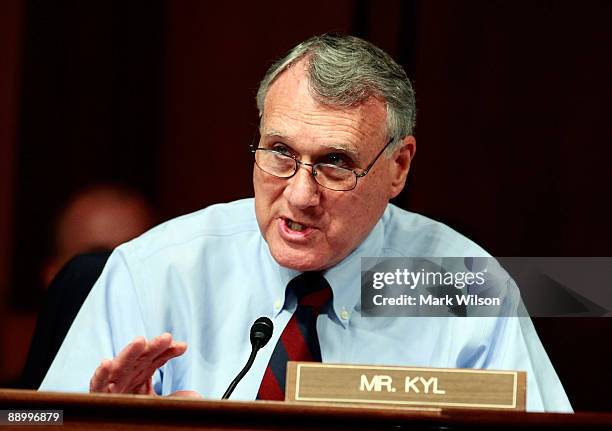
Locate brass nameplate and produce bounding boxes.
[286,362,526,410]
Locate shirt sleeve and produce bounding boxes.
[39,248,159,393]
[483,278,573,413]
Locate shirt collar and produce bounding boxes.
[323,215,385,327]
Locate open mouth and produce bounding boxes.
[277,216,318,244]
[279,217,317,239]
[286,218,308,232]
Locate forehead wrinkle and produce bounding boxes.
[263,90,386,162]
[261,128,289,139]
[262,125,360,159]
[271,109,370,138]
[263,113,368,158]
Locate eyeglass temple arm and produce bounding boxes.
[355,137,396,177]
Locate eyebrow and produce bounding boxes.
[261,128,289,139]
[261,128,361,159]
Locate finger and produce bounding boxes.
[89,359,113,393]
[111,336,147,375]
[124,333,172,376]
[118,333,175,394]
[107,337,148,392]
[150,342,187,370]
[141,333,173,363]
[103,334,180,394]
[125,342,188,394]
[134,377,154,395]
[135,333,175,375]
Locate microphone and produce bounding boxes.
[222,317,273,399]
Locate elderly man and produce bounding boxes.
[40,35,571,412]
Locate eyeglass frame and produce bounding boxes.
[250,134,397,191]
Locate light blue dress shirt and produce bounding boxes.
[40,198,572,412]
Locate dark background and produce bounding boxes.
[1,0,611,411]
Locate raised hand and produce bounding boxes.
[89,332,198,397]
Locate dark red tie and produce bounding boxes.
[257,272,333,400]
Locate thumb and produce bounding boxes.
[169,390,202,398]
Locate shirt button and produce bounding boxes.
[274,299,282,310]
[340,310,350,320]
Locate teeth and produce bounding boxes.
[287,219,306,232]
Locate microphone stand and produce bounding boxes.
[222,344,261,399]
[222,316,273,399]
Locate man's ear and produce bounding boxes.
[389,136,416,199]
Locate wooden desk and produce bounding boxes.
[1,389,611,430]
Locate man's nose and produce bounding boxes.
[283,164,320,209]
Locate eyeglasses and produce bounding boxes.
[251,137,395,191]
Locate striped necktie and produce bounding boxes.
[257,272,333,400]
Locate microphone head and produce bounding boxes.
[250,316,273,349]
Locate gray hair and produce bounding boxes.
[256,34,416,152]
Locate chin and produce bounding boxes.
[269,247,330,272]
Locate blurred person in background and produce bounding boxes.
[15,183,156,388]
[41,183,157,288]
